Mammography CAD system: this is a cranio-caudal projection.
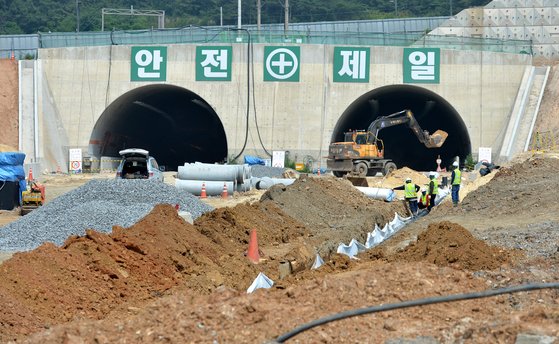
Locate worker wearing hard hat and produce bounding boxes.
[392,177,421,217]
[418,188,430,210]
[428,172,439,212]
[450,161,462,206]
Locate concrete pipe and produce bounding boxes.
[236,182,252,192]
[354,187,395,202]
[175,179,235,196]
[255,177,296,190]
[177,163,247,183]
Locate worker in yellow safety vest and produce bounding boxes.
[418,188,430,210]
[450,161,462,206]
[393,177,420,217]
[428,172,439,212]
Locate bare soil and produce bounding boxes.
[0,59,19,149]
[0,155,558,343]
[1,64,559,343]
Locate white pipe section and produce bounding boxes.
[255,177,295,189]
[236,182,252,192]
[175,179,235,196]
[354,187,395,202]
[178,162,246,183]
[524,66,550,152]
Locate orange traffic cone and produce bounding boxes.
[317,167,321,176]
[200,182,207,199]
[221,182,228,199]
[175,204,180,212]
[247,229,260,263]
[10,51,14,61]
[28,167,34,181]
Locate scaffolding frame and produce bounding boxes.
[101,7,165,31]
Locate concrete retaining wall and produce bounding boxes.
[32,44,530,169]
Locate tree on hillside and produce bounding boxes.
[0,0,492,34]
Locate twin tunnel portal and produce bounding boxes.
[91,84,471,172]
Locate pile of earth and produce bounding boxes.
[260,175,407,255]
[0,176,405,341]
[21,258,559,344]
[364,221,517,271]
[455,156,559,223]
[0,60,18,149]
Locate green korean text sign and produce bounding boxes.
[333,47,370,83]
[196,46,232,81]
[131,46,167,82]
[403,48,440,84]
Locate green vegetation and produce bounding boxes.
[464,153,476,171]
[0,0,491,35]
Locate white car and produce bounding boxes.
[115,148,164,182]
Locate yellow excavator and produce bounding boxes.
[327,109,448,178]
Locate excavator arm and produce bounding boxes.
[366,109,448,148]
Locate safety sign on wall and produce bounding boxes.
[68,148,83,174]
[333,47,370,83]
[130,46,167,82]
[403,48,440,84]
[478,147,492,163]
[196,46,232,81]
[272,151,285,168]
[264,47,300,82]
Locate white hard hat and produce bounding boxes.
[429,172,436,177]
[452,161,459,167]
[421,188,426,192]
[405,177,411,182]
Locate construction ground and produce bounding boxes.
[0,58,559,343]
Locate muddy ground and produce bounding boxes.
[0,154,557,343]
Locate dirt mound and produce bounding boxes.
[0,60,19,149]
[460,156,559,220]
[21,259,559,344]
[0,177,408,341]
[195,202,309,246]
[0,204,313,341]
[369,221,514,270]
[260,175,407,255]
[0,144,18,152]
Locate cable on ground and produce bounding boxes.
[267,282,559,343]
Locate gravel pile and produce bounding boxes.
[0,179,213,252]
[250,165,286,178]
[474,222,559,260]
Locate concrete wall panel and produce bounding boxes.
[36,43,530,167]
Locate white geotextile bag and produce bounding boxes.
[311,253,324,269]
[435,187,450,205]
[247,272,274,294]
[336,238,367,259]
[366,224,386,248]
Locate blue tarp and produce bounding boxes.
[244,155,265,166]
[0,152,27,204]
[0,152,26,182]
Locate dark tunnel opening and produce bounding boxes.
[89,84,227,171]
[333,85,471,172]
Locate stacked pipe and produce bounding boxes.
[175,162,252,196]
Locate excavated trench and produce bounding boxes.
[332,85,471,172]
[89,84,470,172]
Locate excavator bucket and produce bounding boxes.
[425,129,449,148]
